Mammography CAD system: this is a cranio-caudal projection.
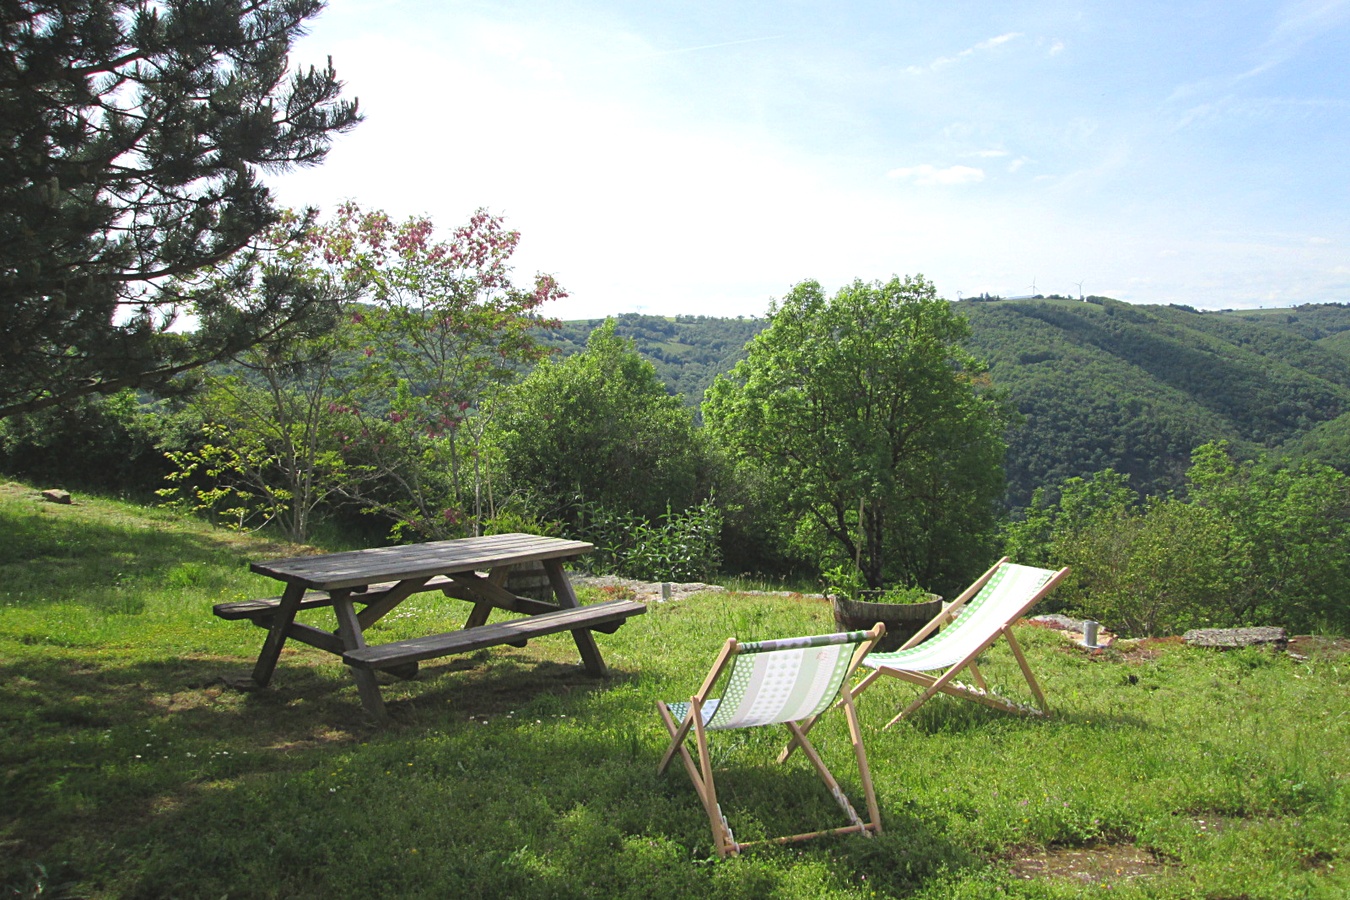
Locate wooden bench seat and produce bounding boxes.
[213,575,462,622]
[343,599,646,670]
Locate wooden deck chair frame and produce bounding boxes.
[783,559,1069,763]
[657,624,886,858]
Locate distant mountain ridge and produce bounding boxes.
[546,301,1350,506]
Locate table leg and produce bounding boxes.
[331,589,387,719]
[252,581,306,687]
[463,566,509,629]
[543,558,608,676]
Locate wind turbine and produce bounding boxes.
[1074,280,1084,301]
[1028,277,1037,297]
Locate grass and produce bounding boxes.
[1,481,1348,898]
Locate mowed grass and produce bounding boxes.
[1,482,1348,899]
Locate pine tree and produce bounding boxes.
[0,0,360,417]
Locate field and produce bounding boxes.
[1,482,1347,898]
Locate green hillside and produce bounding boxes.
[554,301,1350,507]
[962,298,1350,503]
[540,313,766,405]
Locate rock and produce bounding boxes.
[41,489,72,504]
[568,574,726,603]
[1182,626,1287,650]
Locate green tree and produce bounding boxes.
[0,0,360,418]
[158,328,352,543]
[489,319,704,525]
[156,222,358,542]
[1186,442,1350,632]
[1005,445,1350,636]
[704,276,1012,595]
[321,204,564,539]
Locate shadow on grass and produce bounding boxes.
[0,497,300,612]
[1,647,985,899]
[859,679,1153,735]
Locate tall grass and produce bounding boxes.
[1,481,1347,898]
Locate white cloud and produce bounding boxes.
[1049,40,1065,55]
[906,32,1023,74]
[1007,158,1027,173]
[964,149,1009,158]
[887,164,986,185]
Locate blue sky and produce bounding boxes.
[271,1,1350,319]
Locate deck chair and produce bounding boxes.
[853,558,1069,729]
[784,559,1069,759]
[657,624,886,858]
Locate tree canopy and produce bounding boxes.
[489,319,704,525]
[704,276,1012,595]
[0,0,360,418]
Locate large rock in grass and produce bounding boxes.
[1182,626,1287,650]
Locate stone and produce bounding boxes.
[40,489,71,504]
[1182,626,1287,650]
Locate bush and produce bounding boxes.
[574,499,722,582]
[1005,443,1350,636]
[0,391,195,497]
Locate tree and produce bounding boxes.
[1003,444,1350,636]
[1007,471,1230,636]
[321,204,564,539]
[155,214,359,541]
[1186,442,1350,632]
[0,0,360,419]
[489,319,705,525]
[158,317,353,543]
[703,276,1012,596]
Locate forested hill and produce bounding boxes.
[540,313,767,403]
[961,298,1350,504]
[548,301,1350,506]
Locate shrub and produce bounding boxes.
[574,499,722,583]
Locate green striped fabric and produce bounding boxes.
[666,633,867,730]
[862,563,1056,672]
[739,630,870,654]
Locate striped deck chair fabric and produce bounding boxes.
[855,558,1069,728]
[657,625,885,858]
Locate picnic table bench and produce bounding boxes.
[218,533,645,718]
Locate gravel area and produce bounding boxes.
[569,574,825,603]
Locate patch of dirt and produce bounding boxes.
[1114,635,1185,663]
[1025,615,1119,650]
[1287,635,1350,660]
[267,726,360,753]
[1006,842,1171,885]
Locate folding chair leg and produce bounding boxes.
[784,722,869,837]
[1004,627,1048,712]
[658,699,736,857]
[657,701,696,776]
[966,658,989,691]
[840,689,881,834]
[882,661,974,728]
[779,666,887,764]
[692,702,736,857]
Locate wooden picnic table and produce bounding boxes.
[216,533,645,718]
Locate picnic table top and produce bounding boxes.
[250,533,594,591]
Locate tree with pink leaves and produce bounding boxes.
[321,203,565,539]
[161,204,564,542]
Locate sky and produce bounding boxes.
[270,0,1350,320]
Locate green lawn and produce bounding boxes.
[1,482,1347,898]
